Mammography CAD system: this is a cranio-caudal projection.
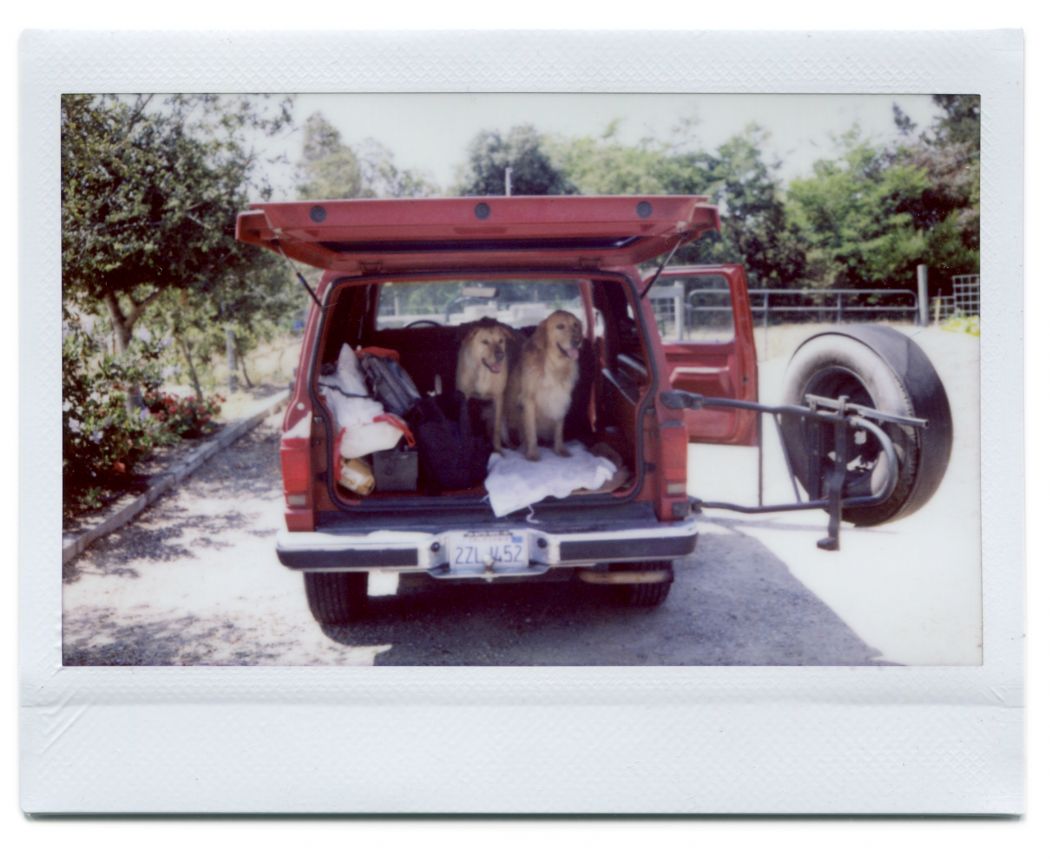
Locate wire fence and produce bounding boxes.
[649,284,921,343]
[651,274,981,342]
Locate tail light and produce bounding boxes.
[280,413,312,508]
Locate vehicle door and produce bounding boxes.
[650,264,758,445]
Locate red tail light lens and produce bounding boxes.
[280,414,312,503]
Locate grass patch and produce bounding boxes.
[942,316,980,336]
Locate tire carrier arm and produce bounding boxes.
[660,390,927,550]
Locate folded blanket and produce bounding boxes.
[484,442,616,517]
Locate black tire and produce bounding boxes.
[780,325,952,526]
[618,561,675,607]
[622,580,673,607]
[303,571,369,625]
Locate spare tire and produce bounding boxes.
[780,325,952,526]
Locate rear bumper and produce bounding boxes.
[276,519,698,579]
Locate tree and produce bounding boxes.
[806,97,978,298]
[456,125,578,195]
[552,122,806,288]
[548,122,671,195]
[786,129,932,292]
[893,95,980,266]
[296,112,364,199]
[357,138,439,198]
[674,128,808,289]
[61,93,294,351]
[931,94,980,152]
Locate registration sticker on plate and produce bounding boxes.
[448,531,528,573]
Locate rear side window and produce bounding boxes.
[650,274,735,343]
[375,279,583,329]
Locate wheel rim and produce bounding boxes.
[800,365,891,499]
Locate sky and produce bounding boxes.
[263,92,942,196]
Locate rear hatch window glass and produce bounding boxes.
[376,280,583,330]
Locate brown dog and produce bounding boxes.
[456,318,514,453]
[504,310,583,461]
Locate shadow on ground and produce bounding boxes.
[62,423,282,584]
[62,609,295,665]
[320,530,888,666]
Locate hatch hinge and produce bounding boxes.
[359,260,384,276]
[577,256,602,270]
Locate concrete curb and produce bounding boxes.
[62,390,289,565]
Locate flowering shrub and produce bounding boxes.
[63,325,170,515]
[144,390,224,438]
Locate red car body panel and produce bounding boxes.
[236,195,720,274]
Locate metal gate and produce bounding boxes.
[951,274,981,316]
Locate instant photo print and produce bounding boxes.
[21,29,1024,814]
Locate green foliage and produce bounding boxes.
[931,95,980,153]
[62,93,298,513]
[942,315,980,336]
[548,127,669,195]
[297,112,364,198]
[357,138,440,198]
[144,390,225,438]
[62,93,295,350]
[457,125,578,195]
[297,118,438,200]
[786,98,980,298]
[683,128,808,288]
[787,130,935,291]
[549,123,806,289]
[62,318,172,514]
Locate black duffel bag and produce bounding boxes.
[407,391,492,492]
[359,350,421,417]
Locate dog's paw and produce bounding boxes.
[526,450,540,462]
[555,447,570,458]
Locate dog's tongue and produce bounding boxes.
[488,361,503,374]
[565,346,580,360]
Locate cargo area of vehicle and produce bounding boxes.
[312,274,652,509]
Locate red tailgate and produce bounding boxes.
[236,196,719,274]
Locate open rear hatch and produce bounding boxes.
[236,195,720,275]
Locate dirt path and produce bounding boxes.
[62,413,388,666]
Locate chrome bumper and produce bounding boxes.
[276,519,698,579]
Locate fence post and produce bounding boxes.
[836,291,843,323]
[916,264,930,326]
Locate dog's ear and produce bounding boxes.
[534,316,550,350]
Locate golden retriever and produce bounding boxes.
[456,319,514,453]
[504,310,583,461]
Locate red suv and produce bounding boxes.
[236,195,950,627]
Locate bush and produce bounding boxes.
[63,325,171,514]
[145,390,224,438]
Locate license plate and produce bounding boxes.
[448,530,528,573]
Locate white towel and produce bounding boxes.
[484,442,616,517]
[318,344,400,458]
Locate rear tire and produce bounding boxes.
[622,580,673,607]
[780,325,952,526]
[303,571,369,625]
[619,561,674,607]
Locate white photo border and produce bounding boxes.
[20,29,1024,814]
